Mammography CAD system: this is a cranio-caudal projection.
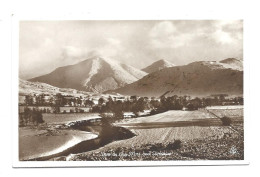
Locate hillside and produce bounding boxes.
[106,59,243,97]
[19,79,91,96]
[29,57,147,93]
[142,59,175,73]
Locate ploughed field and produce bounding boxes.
[71,106,244,161]
[116,110,221,129]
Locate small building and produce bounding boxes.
[137,109,151,116]
[182,107,188,111]
[92,99,99,105]
[60,107,91,113]
[113,96,126,102]
[123,112,136,118]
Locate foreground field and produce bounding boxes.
[71,124,243,161]
[70,108,244,161]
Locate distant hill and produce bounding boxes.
[105,58,243,97]
[219,58,243,71]
[19,79,88,96]
[142,59,175,73]
[29,57,147,93]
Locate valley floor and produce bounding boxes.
[18,106,244,161]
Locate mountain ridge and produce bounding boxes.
[105,58,243,97]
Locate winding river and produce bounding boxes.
[20,118,135,161]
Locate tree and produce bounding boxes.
[55,93,63,106]
[32,109,44,125]
[98,97,105,105]
[19,108,44,126]
[85,99,94,108]
[76,98,82,106]
[221,116,232,126]
[25,95,33,105]
[150,99,161,109]
[48,96,54,106]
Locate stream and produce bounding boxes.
[31,118,135,161]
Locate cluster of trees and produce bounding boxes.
[92,95,198,118]
[19,108,44,127]
[24,93,95,107]
[92,95,244,119]
[54,93,85,106]
[92,96,150,118]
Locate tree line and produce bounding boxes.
[19,108,44,127]
[92,95,243,119]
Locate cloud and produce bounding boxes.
[149,21,192,48]
[148,20,243,49]
[210,20,243,44]
[59,37,123,64]
[149,21,177,38]
[96,37,123,57]
[61,46,86,58]
[20,20,243,79]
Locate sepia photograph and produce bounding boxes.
[18,20,244,162]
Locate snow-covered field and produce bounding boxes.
[206,105,243,109]
[42,113,101,125]
[85,107,243,155]
[19,128,97,160]
[81,125,240,155]
[116,110,217,125]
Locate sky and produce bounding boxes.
[19,20,243,79]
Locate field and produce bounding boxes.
[118,110,217,124]
[19,127,98,160]
[206,108,243,118]
[19,113,100,160]
[42,113,101,124]
[71,107,244,161]
[86,126,240,149]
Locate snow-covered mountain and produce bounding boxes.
[29,57,147,93]
[106,58,243,97]
[142,59,175,73]
[219,58,243,71]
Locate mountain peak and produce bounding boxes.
[29,57,147,93]
[142,59,175,73]
[220,58,242,64]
